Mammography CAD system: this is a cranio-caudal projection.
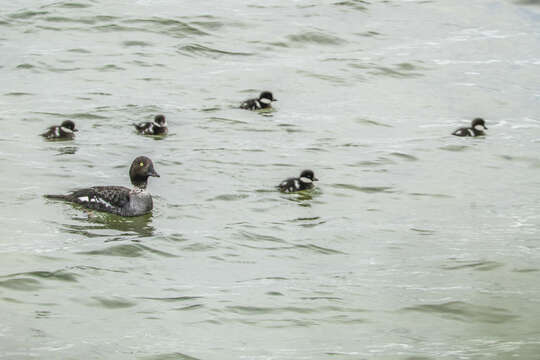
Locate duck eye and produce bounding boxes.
[139,162,144,167]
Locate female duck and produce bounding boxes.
[45,156,160,217]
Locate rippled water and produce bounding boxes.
[1,0,540,359]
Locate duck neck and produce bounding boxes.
[131,176,148,190]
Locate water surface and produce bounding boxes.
[1,0,540,359]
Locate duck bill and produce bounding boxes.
[313,177,319,181]
[483,126,488,130]
[147,169,160,177]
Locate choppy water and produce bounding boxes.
[1,0,540,359]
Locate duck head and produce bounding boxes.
[129,156,160,189]
[299,169,318,184]
[258,91,277,105]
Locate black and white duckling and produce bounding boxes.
[452,118,488,137]
[278,170,319,193]
[41,120,78,139]
[240,91,277,110]
[133,114,168,135]
[45,156,160,217]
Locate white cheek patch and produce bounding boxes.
[60,126,73,133]
[259,98,272,105]
[78,196,89,202]
[474,125,484,131]
[299,177,312,184]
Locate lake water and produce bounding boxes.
[1,0,540,359]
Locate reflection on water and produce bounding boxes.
[283,188,321,206]
[87,212,154,238]
[55,145,78,155]
[60,212,154,238]
[94,212,154,237]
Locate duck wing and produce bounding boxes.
[41,126,59,138]
[58,186,131,214]
[133,122,154,134]
[278,177,298,193]
[240,98,260,110]
[452,127,473,137]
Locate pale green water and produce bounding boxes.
[1,1,540,359]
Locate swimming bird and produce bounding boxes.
[41,120,78,139]
[278,170,318,193]
[133,114,168,135]
[452,118,488,137]
[45,156,160,217]
[240,91,277,110]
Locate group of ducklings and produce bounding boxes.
[42,91,487,217]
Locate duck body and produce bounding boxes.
[452,118,487,137]
[240,91,277,111]
[41,120,78,140]
[278,170,318,193]
[46,186,153,217]
[45,156,159,217]
[133,115,168,135]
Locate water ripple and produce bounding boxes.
[332,184,395,193]
[369,63,425,78]
[89,296,136,309]
[402,301,518,324]
[355,118,393,127]
[0,278,42,291]
[177,43,253,58]
[140,353,201,360]
[78,244,177,258]
[124,18,209,36]
[239,231,287,244]
[442,260,504,271]
[333,0,369,11]
[294,244,345,255]
[8,11,48,20]
[287,31,346,46]
[1,270,78,282]
[139,296,203,302]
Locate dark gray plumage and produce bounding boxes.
[45,156,160,217]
